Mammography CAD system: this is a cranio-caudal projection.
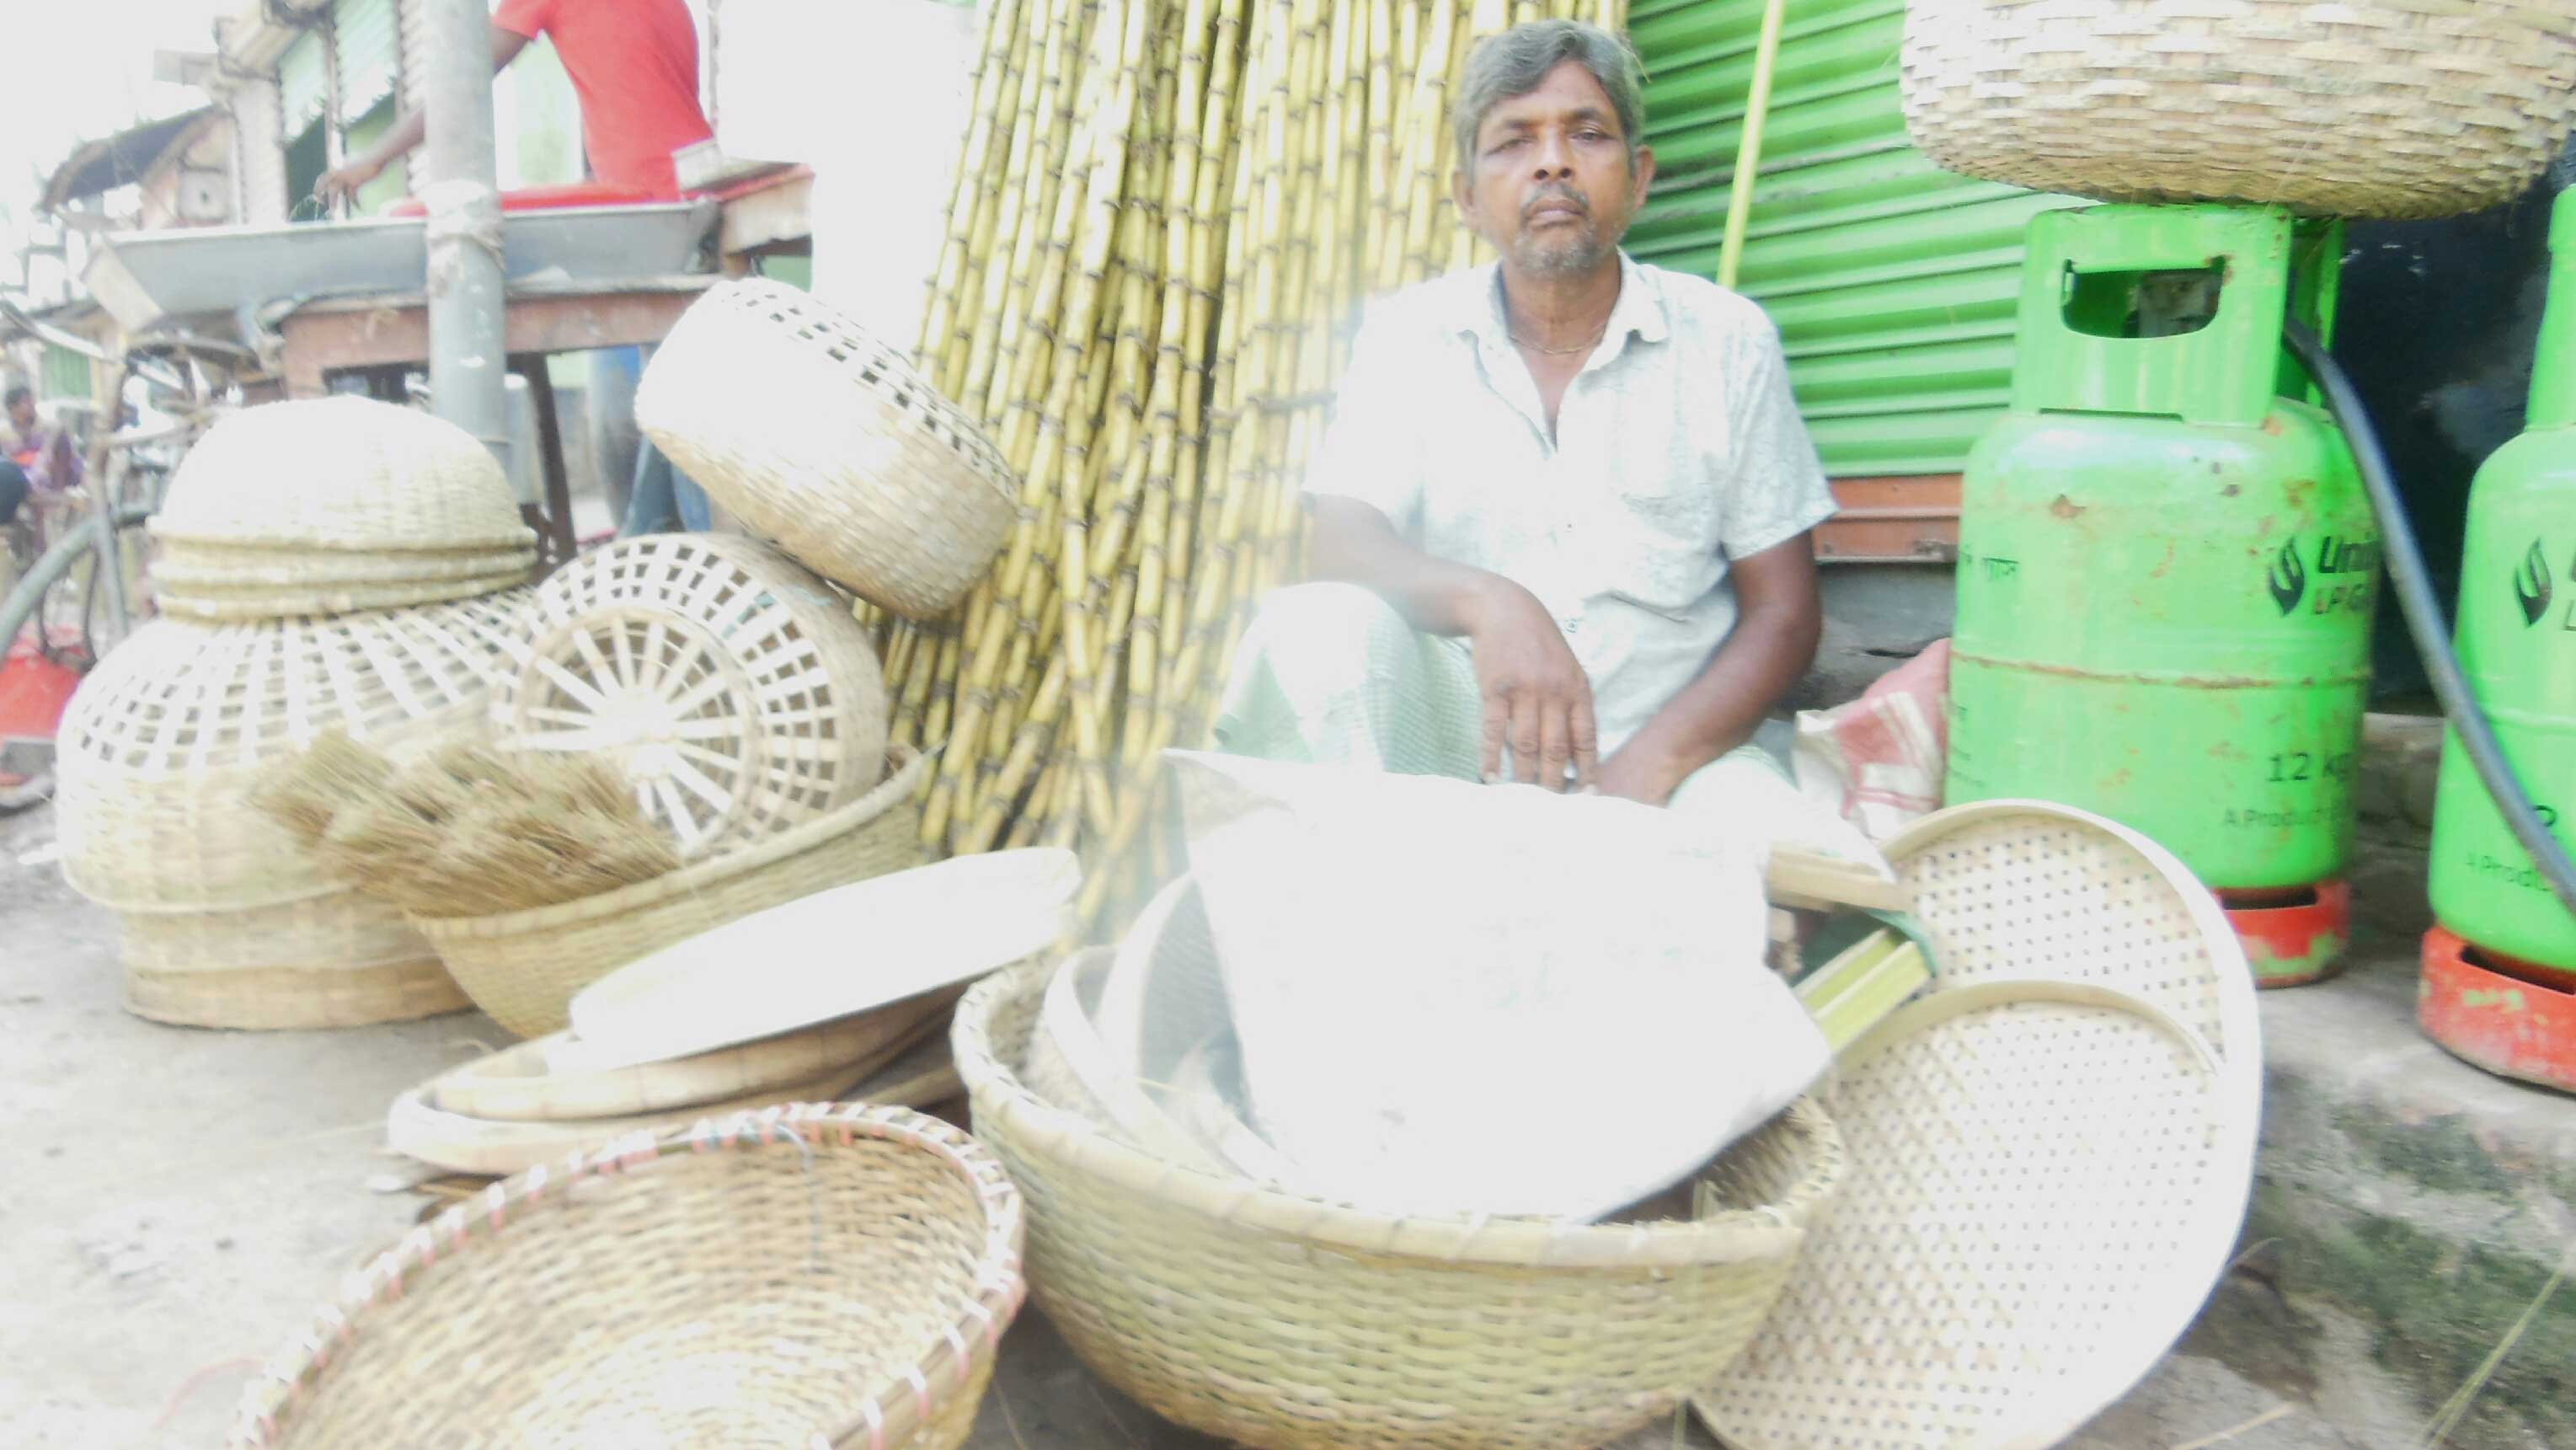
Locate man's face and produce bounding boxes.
[7,399,31,434]
[1456,60,1655,279]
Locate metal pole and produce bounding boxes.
[422,0,508,469]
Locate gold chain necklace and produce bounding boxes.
[1507,324,1607,356]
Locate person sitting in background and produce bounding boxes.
[1217,20,1849,836]
[314,0,717,538]
[315,0,713,203]
[5,387,82,499]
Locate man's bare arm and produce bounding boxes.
[315,26,534,203]
[1308,495,1510,636]
[1308,496,1598,788]
[1598,532,1823,805]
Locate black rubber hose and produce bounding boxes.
[0,505,152,657]
[2285,321,2576,918]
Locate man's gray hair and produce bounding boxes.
[1453,20,1647,173]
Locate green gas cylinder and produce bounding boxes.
[1948,205,2376,983]
[2427,190,2576,978]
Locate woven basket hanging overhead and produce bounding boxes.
[634,278,1019,619]
[491,533,890,861]
[53,593,537,912]
[1901,0,2576,219]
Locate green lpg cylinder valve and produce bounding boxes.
[2427,188,2576,983]
[1947,204,2376,987]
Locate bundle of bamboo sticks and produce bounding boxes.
[892,0,1630,922]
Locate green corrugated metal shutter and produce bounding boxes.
[280,26,330,136]
[40,345,89,403]
[1627,0,2084,479]
[335,0,400,123]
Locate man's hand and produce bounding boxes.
[313,158,387,207]
[1595,741,1688,807]
[1462,576,1597,791]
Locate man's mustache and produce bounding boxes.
[1521,185,1590,223]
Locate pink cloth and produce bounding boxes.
[1791,639,1951,843]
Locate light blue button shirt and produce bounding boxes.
[1306,252,1837,752]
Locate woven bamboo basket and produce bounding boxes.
[158,572,538,622]
[153,539,537,621]
[1692,799,2266,1447]
[153,540,539,586]
[118,893,467,1030]
[229,1104,1025,1450]
[633,279,1018,618]
[1694,980,2256,1450]
[494,533,889,859]
[1902,0,2576,219]
[415,743,931,1039]
[954,960,1846,1450]
[53,594,535,912]
[149,395,537,554]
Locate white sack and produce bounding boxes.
[1168,751,1830,1221]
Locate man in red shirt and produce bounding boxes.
[317,0,714,202]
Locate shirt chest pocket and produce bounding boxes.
[1590,441,1727,618]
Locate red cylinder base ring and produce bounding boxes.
[2217,880,2351,988]
[2420,927,2576,1094]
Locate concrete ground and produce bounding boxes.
[0,784,2551,1448]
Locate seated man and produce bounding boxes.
[1218,19,1837,820]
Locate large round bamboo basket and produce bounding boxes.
[54,595,535,912]
[1902,0,2576,218]
[953,960,1845,1450]
[634,279,1018,619]
[229,1104,1025,1450]
[494,533,889,859]
[116,893,467,1030]
[415,744,931,1039]
[149,396,537,554]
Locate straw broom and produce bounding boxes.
[250,733,682,918]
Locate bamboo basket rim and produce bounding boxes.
[1694,976,2258,1450]
[411,743,931,940]
[1879,796,2264,1086]
[230,1102,1025,1450]
[953,959,1841,1270]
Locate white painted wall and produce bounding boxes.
[714,0,979,341]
